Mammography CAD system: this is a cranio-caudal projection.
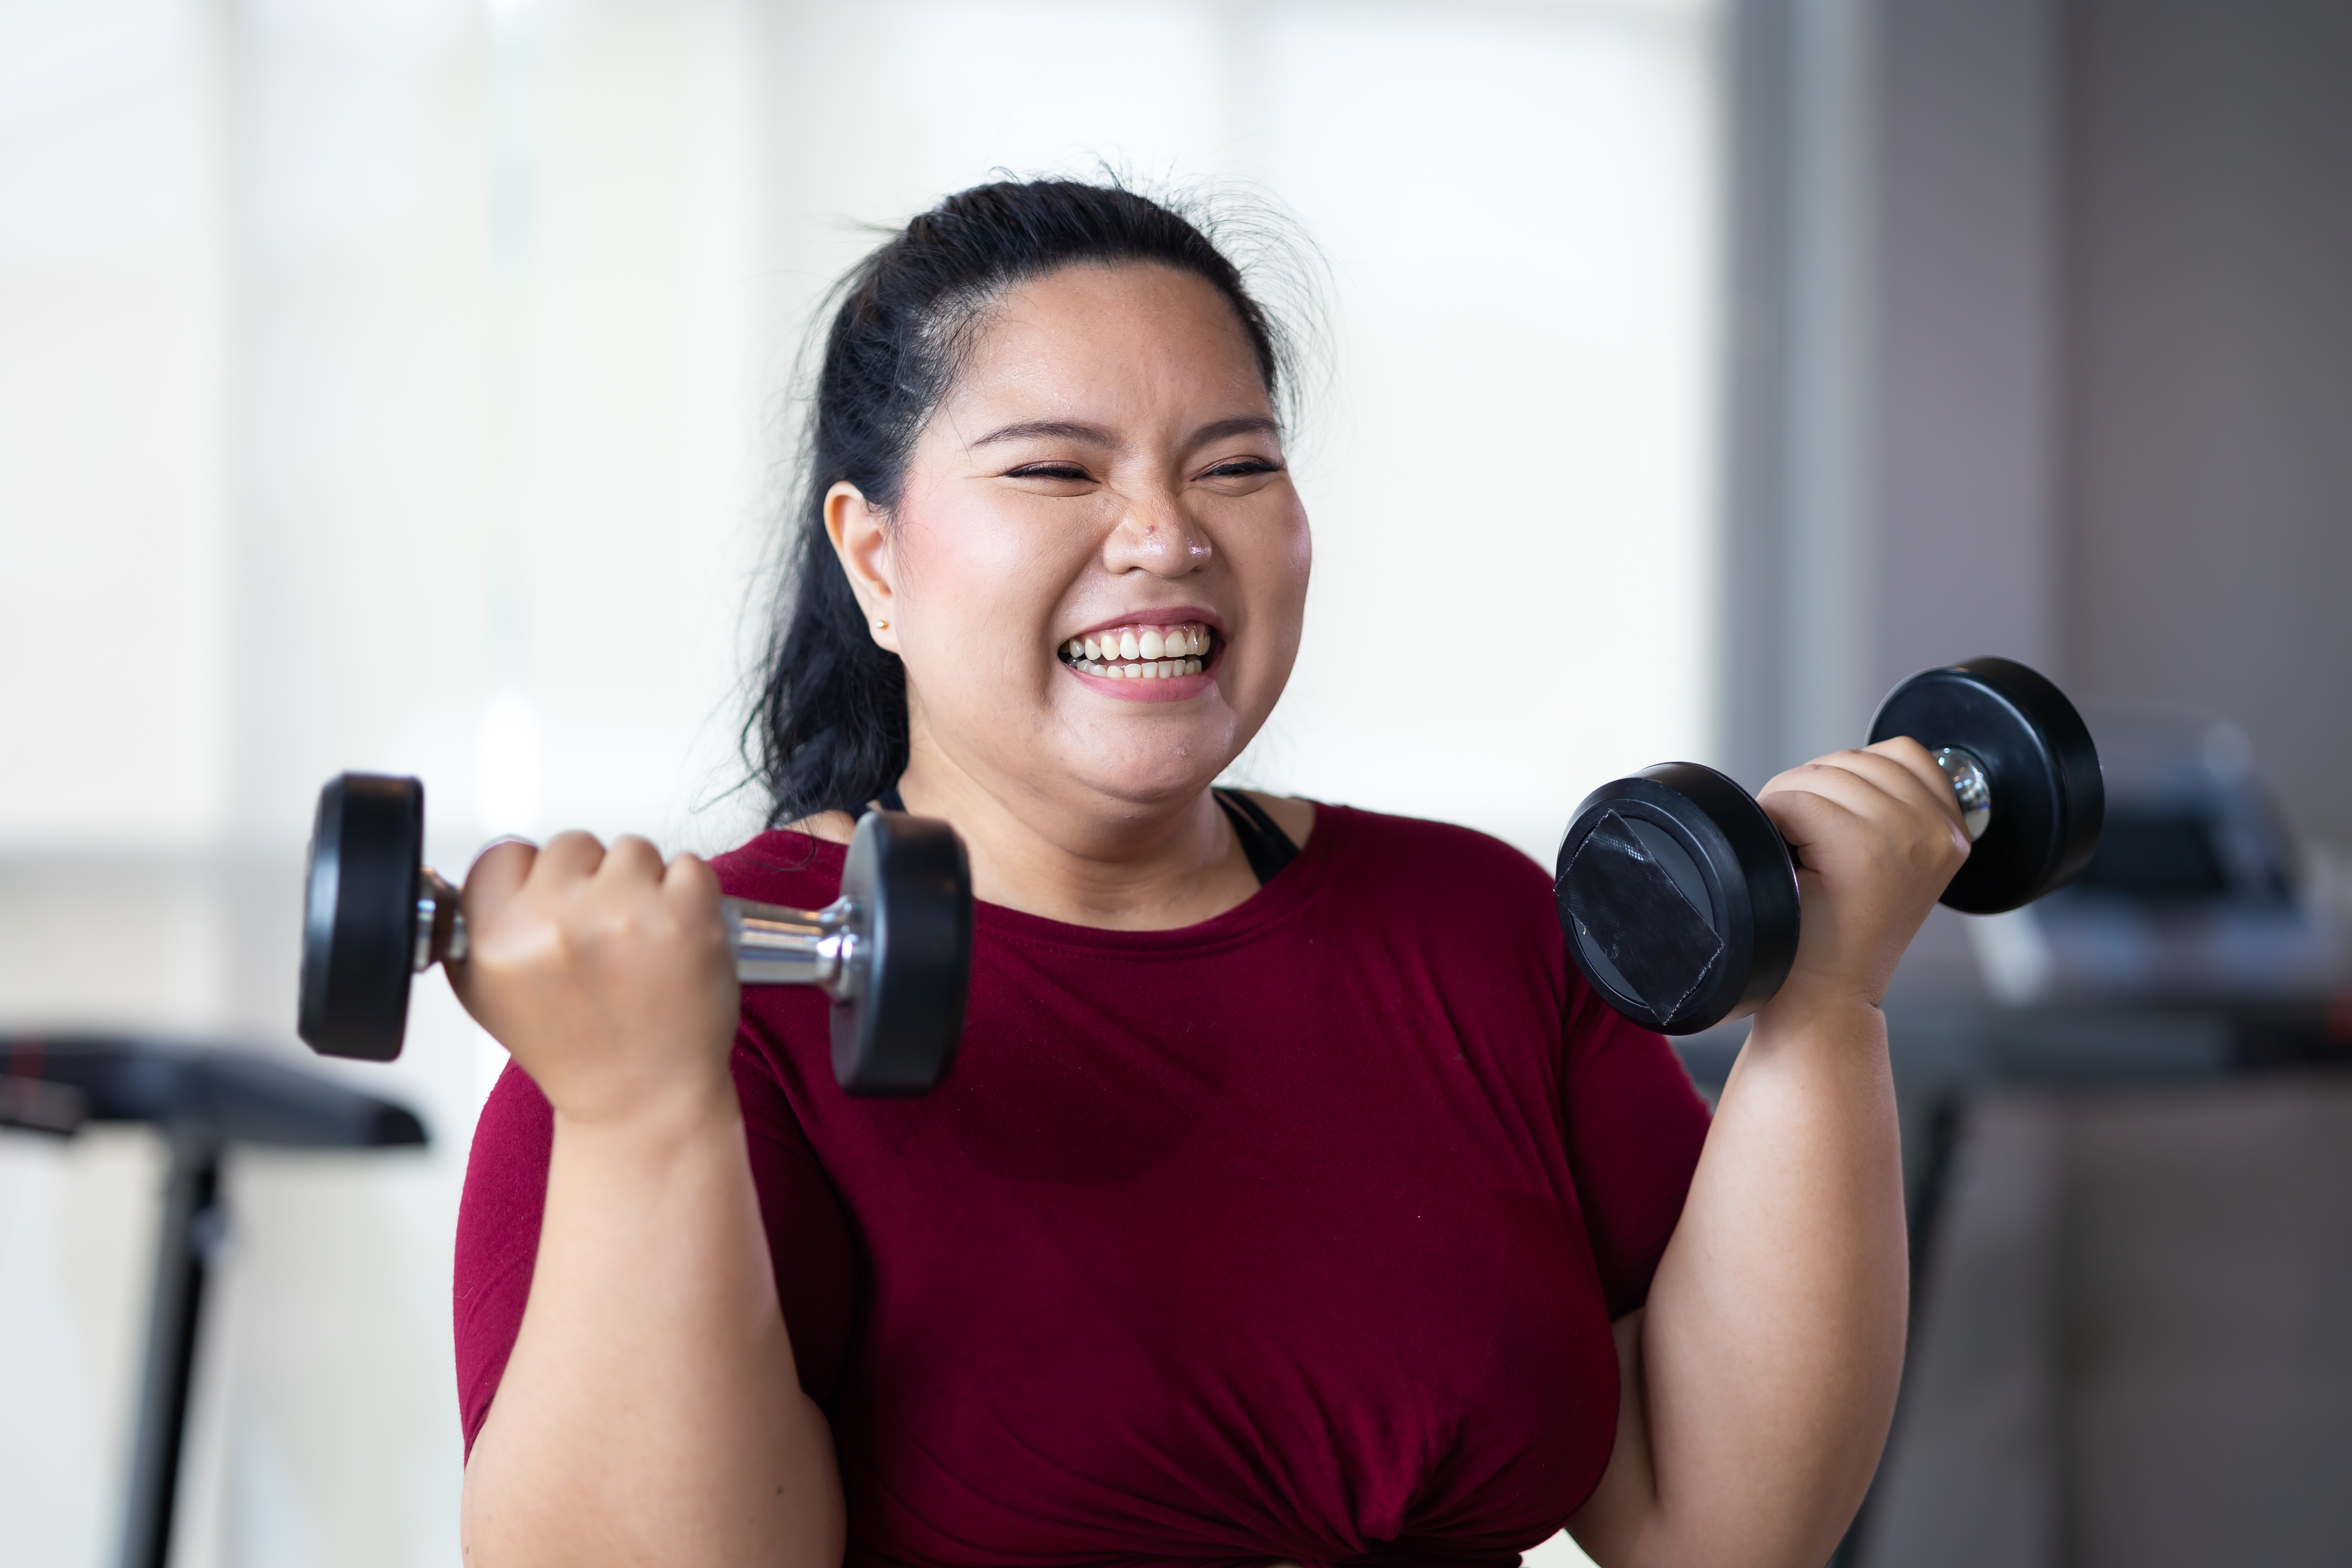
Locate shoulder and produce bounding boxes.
[706,828,848,906]
[1322,802,1553,881]
[1310,802,1559,916]
[1227,789,1317,848]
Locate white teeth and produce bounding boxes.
[1069,623,1213,681]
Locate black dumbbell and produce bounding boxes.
[296,774,972,1095]
[1555,657,2103,1035]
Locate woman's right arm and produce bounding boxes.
[451,833,846,1568]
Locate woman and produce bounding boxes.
[450,180,1962,1568]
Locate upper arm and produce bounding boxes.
[1569,1310,1659,1567]
[453,1047,858,1455]
[1557,984,1712,1318]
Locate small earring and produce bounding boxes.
[873,617,889,631]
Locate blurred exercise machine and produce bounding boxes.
[0,1036,425,1568]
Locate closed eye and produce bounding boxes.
[1004,462,1095,482]
[1200,457,1283,480]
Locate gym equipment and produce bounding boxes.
[297,774,972,1096]
[1,1034,425,1568]
[1555,657,2103,1035]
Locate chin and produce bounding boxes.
[1078,737,1238,809]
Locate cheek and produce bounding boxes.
[1243,501,1313,637]
[893,499,1084,668]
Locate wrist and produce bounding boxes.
[1746,983,1888,1055]
[552,1061,742,1152]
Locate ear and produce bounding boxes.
[823,481,899,652]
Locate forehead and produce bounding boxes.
[940,262,1272,424]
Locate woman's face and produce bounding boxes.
[834,262,1311,821]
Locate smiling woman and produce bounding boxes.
[447,180,1932,1568]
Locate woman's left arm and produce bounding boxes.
[1569,738,1971,1568]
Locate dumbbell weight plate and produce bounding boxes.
[299,774,425,1063]
[1867,658,2104,914]
[833,812,973,1095]
[1555,764,1801,1036]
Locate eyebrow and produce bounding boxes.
[968,414,1283,450]
[969,419,1116,450]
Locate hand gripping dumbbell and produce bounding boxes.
[1555,657,2104,1035]
[296,774,973,1095]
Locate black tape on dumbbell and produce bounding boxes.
[1555,763,1800,1036]
[1561,811,1724,1022]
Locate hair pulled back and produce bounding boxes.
[751,178,1302,826]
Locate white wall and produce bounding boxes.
[0,3,1721,1562]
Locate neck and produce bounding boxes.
[893,739,1259,931]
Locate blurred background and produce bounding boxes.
[0,0,2345,1564]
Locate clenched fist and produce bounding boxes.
[1755,736,1971,1020]
[450,833,740,1127]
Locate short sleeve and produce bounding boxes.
[1557,978,1712,1319]
[451,1044,858,1456]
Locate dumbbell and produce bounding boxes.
[296,774,972,1095]
[1555,657,2103,1034]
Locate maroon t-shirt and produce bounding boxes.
[454,804,1710,1568]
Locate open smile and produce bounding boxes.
[1057,620,1220,701]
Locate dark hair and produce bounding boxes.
[748,178,1307,827]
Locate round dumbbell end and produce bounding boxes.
[1868,658,2104,915]
[298,774,424,1061]
[832,811,972,1096]
[1556,763,1799,1035]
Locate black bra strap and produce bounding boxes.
[1214,787,1300,886]
[877,783,906,812]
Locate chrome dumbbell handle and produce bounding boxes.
[726,898,862,998]
[1933,747,1993,842]
[411,871,863,1000]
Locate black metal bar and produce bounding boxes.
[119,1127,224,1568]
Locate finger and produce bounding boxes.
[1828,744,1971,849]
[1764,754,1972,885]
[660,853,727,936]
[662,850,718,900]
[1770,749,1962,839]
[1862,735,1966,827]
[1755,784,1868,869]
[533,830,609,883]
[599,834,667,885]
[463,839,539,928]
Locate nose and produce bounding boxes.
[1099,487,1212,577]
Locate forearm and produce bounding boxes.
[1580,1001,1908,1568]
[462,1083,845,1568]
